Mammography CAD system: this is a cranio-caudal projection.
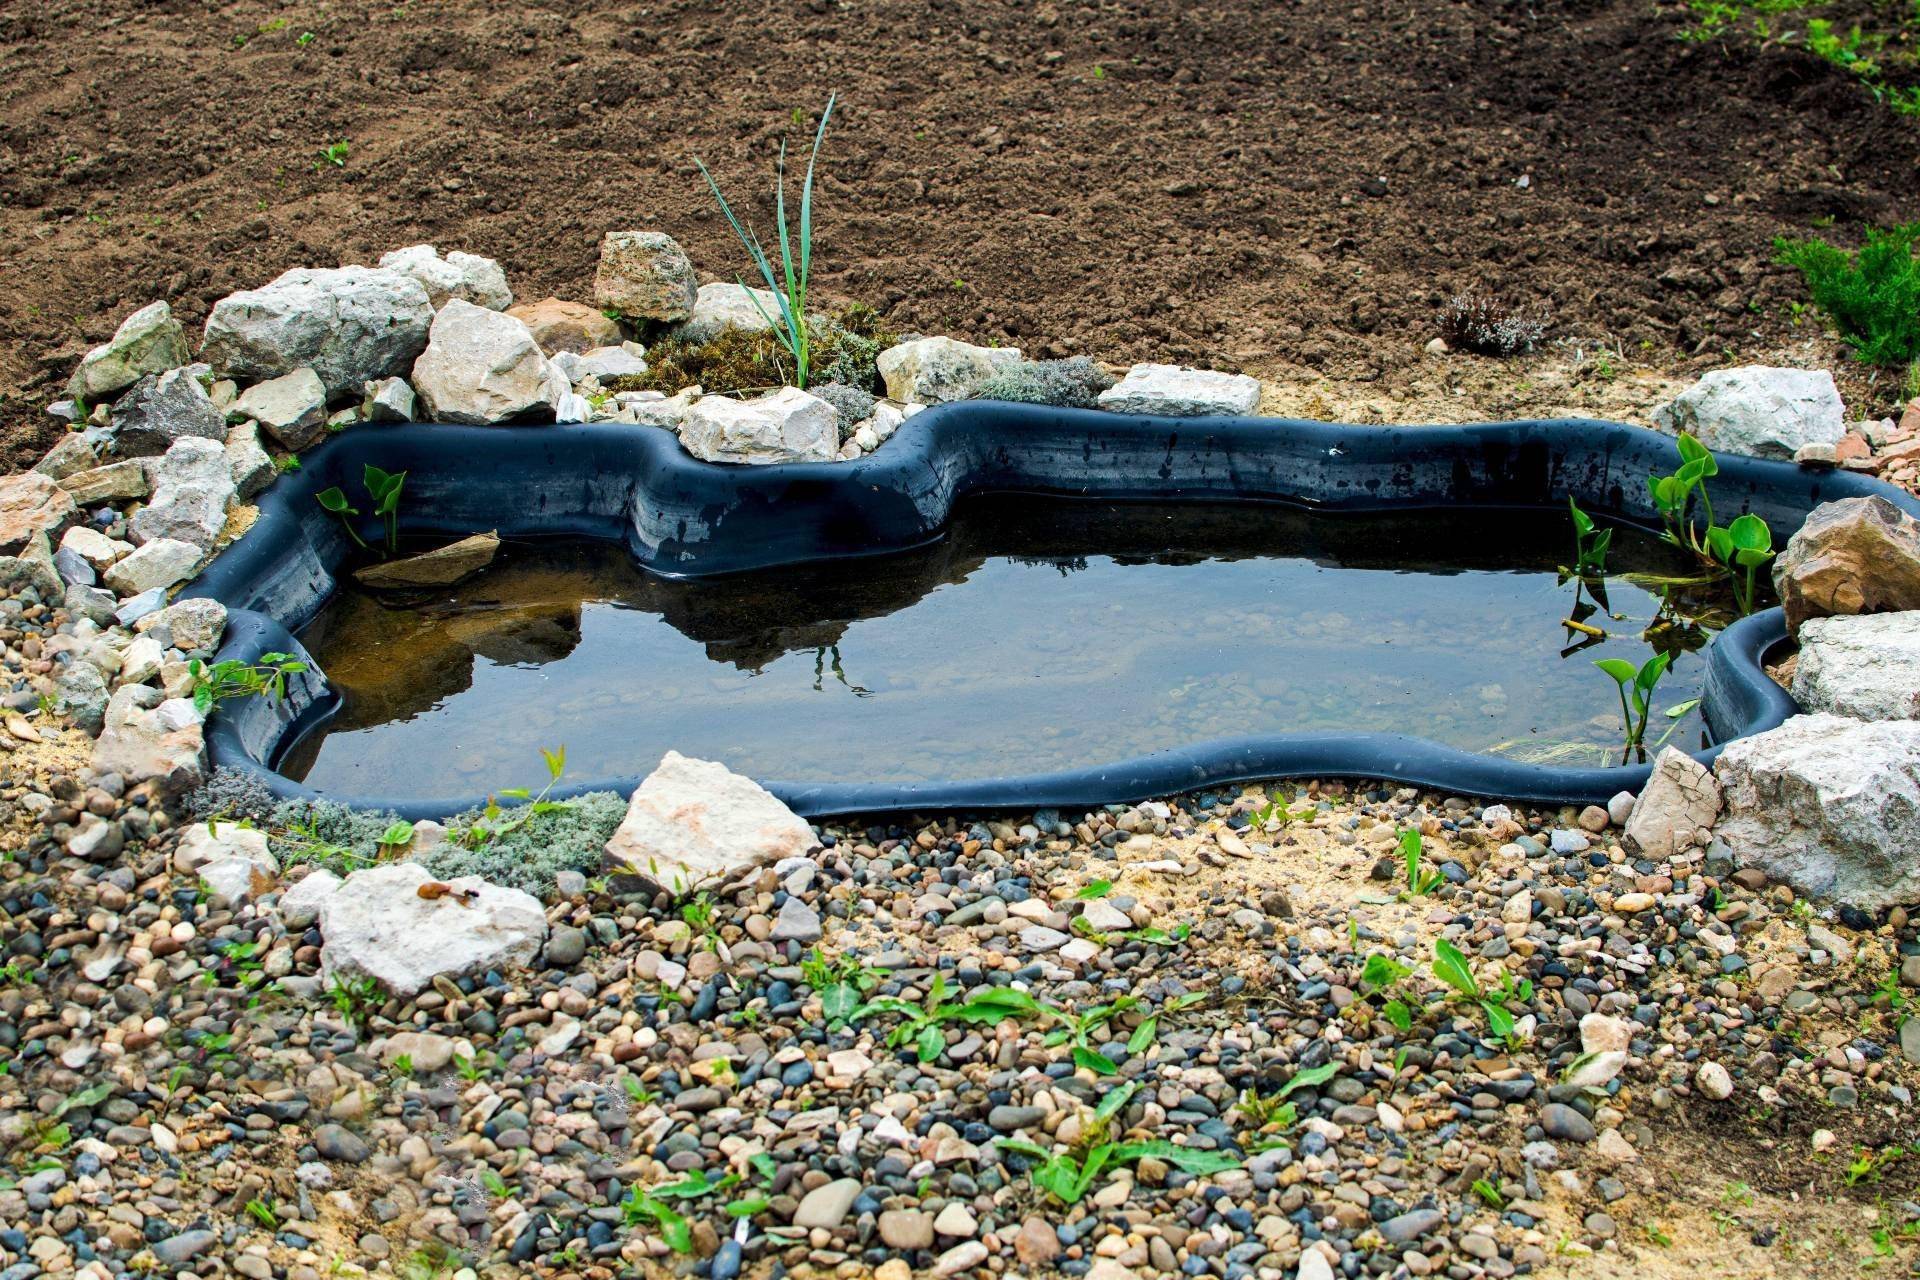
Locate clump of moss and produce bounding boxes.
[973,356,1116,409]
[809,381,877,434]
[266,790,628,897]
[270,797,408,874]
[609,305,896,397]
[422,790,628,896]
[1437,296,1549,356]
[185,766,282,824]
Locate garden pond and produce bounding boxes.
[277,497,1745,798]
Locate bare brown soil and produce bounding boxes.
[4,0,1920,469]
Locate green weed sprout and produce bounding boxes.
[1567,496,1613,578]
[1594,651,1673,763]
[694,95,836,389]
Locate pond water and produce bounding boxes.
[281,498,1738,798]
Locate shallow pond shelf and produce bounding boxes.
[184,405,1920,818]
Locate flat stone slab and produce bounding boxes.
[1096,362,1261,416]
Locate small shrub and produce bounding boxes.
[973,356,1116,409]
[808,381,877,434]
[1438,296,1548,356]
[421,790,629,895]
[1776,223,1920,367]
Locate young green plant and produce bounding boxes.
[188,652,309,716]
[1567,496,1613,578]
[693,96,836,389]
[1593,650,1673,764]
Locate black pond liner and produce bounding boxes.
[182,404,1920,819]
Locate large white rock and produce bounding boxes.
[91,685,205,794]
[1097,363,1262,417]
[1622,747,1723,860]
[411,300,568,425]
[201,266,434,399]
[604,751,818,897]
[877,337,1023,405]
[230,368,329,451]
[593,231,697,322]
[1792,612,1920,720]
[679,387,839,464]
[68,301,191,402]
[316,861,548,996]
[107,366,228,458]
[174,821,278,900]
[103,538,202,596]
[129,437,235,552]
[1651,366,1845,461]
[377,244,513,311]
[1713,713,1920,911]
[676,282,783,344]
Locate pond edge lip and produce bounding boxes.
[184,403,1919,819]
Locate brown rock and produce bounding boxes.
[1900,397,1920,437]
[505,297,621,355]
[593,231,697,322]
[1774,496,1920,633]
[1014,1218,1061,1267]
[0,471,77,554]
[352,531,500,590]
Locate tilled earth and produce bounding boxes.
[0,568,1916,1280]
[5,0,1920,469]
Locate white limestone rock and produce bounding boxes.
[1096,363,1262,417]
[361,376,417,423]
[877,337,1023,405]
[90,685,206,794]
[68,301,191,402]
[376,244,513,311]
[1713,713,1920,911]
[679,387,838,464]
[603,750,819,898]
[279,869,343,928]
[135,596,228,655]
[231,368,329,451]
[550,345,649,384]
[1651,366,1845,461]
[129,437,235,552]
[174,821,278,900]
[316,861,548,997]
[201,265,434,399]
[411,300,568,425]
[675,282,783,344]
[1791,611,1920,721]
[224,422,277,499]
[1622,747,1723,860]
[103,538,202,596]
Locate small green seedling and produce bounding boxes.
[1567,496,1613,578]
[854,975,1044,1064]
[455,747,570,851]
[318,139,350,168]
[1593,650,1673,764]
[998,1134,1239,1206]
[1432,938,1532,1046]
[1398,827,1443,898]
